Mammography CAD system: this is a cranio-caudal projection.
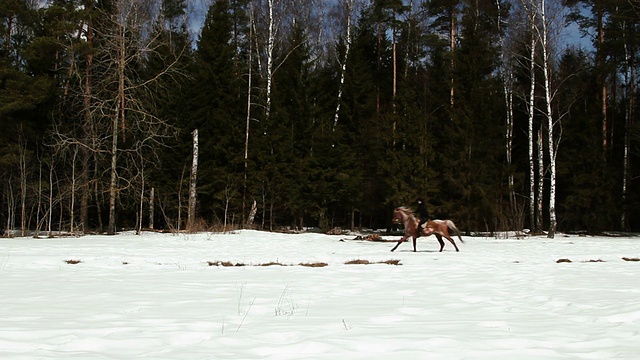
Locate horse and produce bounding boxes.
[391,206,464,252]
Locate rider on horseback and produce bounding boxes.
[415,198,430,238]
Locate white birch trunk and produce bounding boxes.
[188,129,198,232]
[527,4,537,231]
[265,0,275,122]
[332,0,353,131]
[537,129,544,232]
[247,200,257,226]
[504,74,515,210]
[539,0,557,238]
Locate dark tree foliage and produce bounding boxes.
[187,0,246,222]
[554,48,617,232]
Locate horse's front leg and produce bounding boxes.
[390,235,408,252]
[412,236,417,252]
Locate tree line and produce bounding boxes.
[1,0,638,237]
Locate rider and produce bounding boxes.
[415,198,430,238]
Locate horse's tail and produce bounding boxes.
[445,220,464,243]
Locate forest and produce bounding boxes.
[1,0,638,237]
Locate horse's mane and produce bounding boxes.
[395,206,415,217]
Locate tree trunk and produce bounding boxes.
[35,164,42,237]
[540,0,557,238]
[137,168,144,235]
[243,4,254,225]
[19,136,26,237]
[527,4,537,232]
[178,164,186,230]
[247,200,257,227]
[108,17,127,235]
[108,109,119,235]
[265,0,275,122]
[187,129,198,232]
[5,179,15,236]
[70,148,77,234]
[80,147,89,234]
[80,17,94,234]
[537,129,544,232]
[149,187,154,230]
[332,0,353,131]
[48,158,54,238]
[94,157,103,233]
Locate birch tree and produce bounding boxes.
[93,0,180,235]
[265,0,277,123]
[332,0,355,131]
[528,9,539,233]
[532,0,569,238]
[517,0,539,232]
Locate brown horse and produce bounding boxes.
[391,206,464,252]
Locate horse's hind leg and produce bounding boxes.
[435,234,445,252]
[445,234,460,252]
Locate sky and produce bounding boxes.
[1,230,639,359]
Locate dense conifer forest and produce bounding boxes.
[1,0,638,236]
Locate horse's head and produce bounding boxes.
[392,208,403,224]
[392,207,413,225]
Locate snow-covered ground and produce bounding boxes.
[1,230,639,359]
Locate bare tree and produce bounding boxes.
[75,0,181,234]
[511,0,540,232]
[222,176,237,232]
[518,0,568,237]
[535,0,568,238]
